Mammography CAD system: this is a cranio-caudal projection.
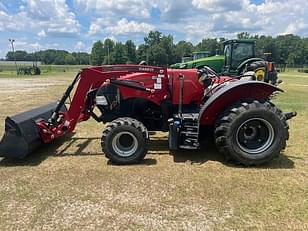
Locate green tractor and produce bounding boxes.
[171,39,278,84]
[17,66,41,75]
[171,51,212,69]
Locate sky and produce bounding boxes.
[0,0,307,58]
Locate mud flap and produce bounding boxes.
[0,102,67,158]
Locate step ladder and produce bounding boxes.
[179,113,200,150]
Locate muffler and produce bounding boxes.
[0,102,67,158]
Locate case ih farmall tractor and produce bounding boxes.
[0,65,296,166]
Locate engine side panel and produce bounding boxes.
[117,72,169,106]
[169,69,204,105]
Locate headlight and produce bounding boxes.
[96,95,108,106]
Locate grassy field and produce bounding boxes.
[0,64,88,78]
[0,70,307,230]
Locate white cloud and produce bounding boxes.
[284,19,308,35]
[0,11,29,32]
[74,0,151,18]
[12,40,59,52]
[150,0,194,22]
[89,18,110,36]
[183,22,216,41]
[37,30,46,37]
[15,41,35,49]
[0,0,80,37]
[74,41,86,51]
[26,0,80,36]
[89,18,154,36]
[192,0,245,12]
[76,0,308,40]
[105,18,155,35]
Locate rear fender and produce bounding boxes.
[198,80,282,126]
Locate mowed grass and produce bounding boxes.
[0,64,88,78]
[0,70,307,230]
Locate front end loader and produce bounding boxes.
[0,65,296,166]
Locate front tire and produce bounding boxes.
[214,100,289,166]
[101,117,148,164]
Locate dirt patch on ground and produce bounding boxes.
[0,78,66,93]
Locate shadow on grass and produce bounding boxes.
[0,135,295,169]
[106,158,157,166]
[173,145,294,169]
[0,133,75,167]
[149,138,295,169]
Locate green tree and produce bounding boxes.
[72,52,90,65]
[125,40,136,64]
[64,53,76,65]
[195,38,220,56]
[91,41,104,65]
[144,31,162,47]
[237,32,252,39]
[136,44,148,64]
[40,49,58,64]
[6,50,28,61]
[160,35,176,65]
[147,44,168,66]
[54,55,65,65]
[175,40,194,63]
[112,42,126,64]
[103,39,115,64]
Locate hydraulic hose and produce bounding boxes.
[49,72,81,125]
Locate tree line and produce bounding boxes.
[5,31,308,66]
[6,50,91,65]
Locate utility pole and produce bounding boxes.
[107,41,110,65]
[8,39,18,74]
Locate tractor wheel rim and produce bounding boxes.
[112,132,138,157]
[255,69,265,81]
[236,118,274,154]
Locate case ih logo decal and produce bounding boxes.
[139,67,155,72]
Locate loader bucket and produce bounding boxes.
[0,102,67,158]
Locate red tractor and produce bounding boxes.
[0,65,296,165]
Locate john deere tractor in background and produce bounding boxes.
[171,51,212,69]
[171,39,278,85]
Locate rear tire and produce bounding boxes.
[214,100,289,166]
[246,61,267,82]
[101,117,148,164]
